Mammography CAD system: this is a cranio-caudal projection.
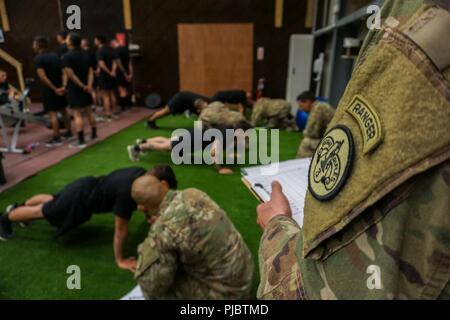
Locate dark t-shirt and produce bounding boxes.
[96,46,117,70]
[212,90,247,105]
[57,44,68,58]
[34,52,64,94]
[88,167,147,220]
[84,48,98,69]
[168,91,210,115]
[62,49,93,108]
[116,46,130,69]
[96,46,117,90]
[62,49,91,87]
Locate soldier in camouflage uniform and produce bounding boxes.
[198,101,251,129]
[132,175,254,299]
[296,91,335,159]
[251,98,293,129]
[257,0,450,300]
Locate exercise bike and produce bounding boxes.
[0,78,46,154]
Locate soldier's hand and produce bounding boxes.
[117,257,137,273]
[257,181,292,230]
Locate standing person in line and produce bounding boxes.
[62,33,97,149]
[33,36,72,147]
[95,35,118,121]
[111,39,134,112]
[81,38,101,115]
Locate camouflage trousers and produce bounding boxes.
[145,274,230,300]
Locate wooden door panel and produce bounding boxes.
[178,23,254,96]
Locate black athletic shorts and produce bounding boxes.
[43,92,67,112]
[116,71,130,88]
[98,73,117,91]
[170,127,236,156]
[66,87,93,109]
[42,177,98,237]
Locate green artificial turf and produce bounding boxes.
[0,114,302,300]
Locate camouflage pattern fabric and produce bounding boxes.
[297,102,335,159]
[258,0,450,300]
[199,102,247,128]
[251,98,292,129]
[135,189,254,300]
[258,160,450,299]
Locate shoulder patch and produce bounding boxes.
[346,95,384,154]
[308,125,354,202]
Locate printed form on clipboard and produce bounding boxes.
[241,158,312,228]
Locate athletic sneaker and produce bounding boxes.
[61,132,74,141]
[146,121,159,130]
[136,139,146,146]
[95,116,107,123]
[135,140,147,155]
[45,137,63,147]
[69,141,87,149]
[127,145,140,162]
[6,204,30,228]
[0,214,14,241]
[185,110,194,118]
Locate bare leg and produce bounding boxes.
[49,111,60,137]
[25,194,54,207]
[73,109,84,133]
[86,107,97,129]
[140,137,171,152]
[8,204,45,223]
[118,86,128,99]
[110,91,118,115]
[61,108,72,135]
[91,90,98,106]
[101,91,112,117]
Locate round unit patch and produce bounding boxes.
[308,125,354,201]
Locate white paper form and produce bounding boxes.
[242,158,312,227]
[121,285,145,300]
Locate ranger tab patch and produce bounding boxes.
[309,125,354,202]
[346,95,384,154]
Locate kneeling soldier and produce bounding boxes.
[132,175,254,300]
[296,91,335,159]
[251,98,293,130]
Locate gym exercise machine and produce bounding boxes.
[0,79,46,154]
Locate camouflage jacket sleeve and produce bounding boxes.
[134,222,178,300]
[258,161,450,300]
[257,216,307,300]
[300,161,450,300]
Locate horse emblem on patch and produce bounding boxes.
[309,125,354,201]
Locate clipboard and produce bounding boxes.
[241,158,312,228]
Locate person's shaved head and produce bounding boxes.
[132,175,169,216]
